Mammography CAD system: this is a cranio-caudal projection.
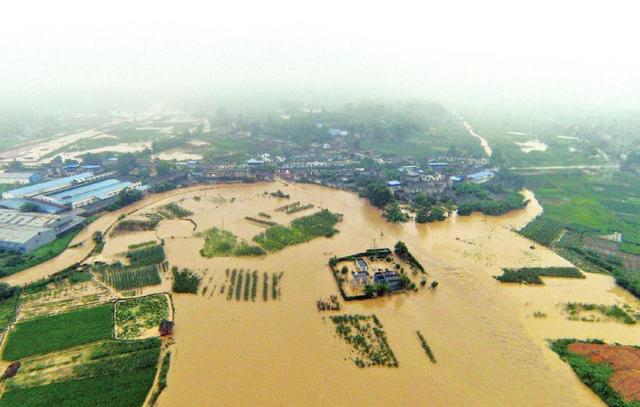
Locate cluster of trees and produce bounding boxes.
[457,192,526,216]
[413,193,447,224]
[107,189,144,211]
[416,206,446,223]
[362,181,393,208]
[150,181,177,193]
[0,283,17,301]
[383,202,408,223]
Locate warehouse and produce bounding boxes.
[1,172,94,199]
[0,172,43,185]
[43,179,140,209]
[0,209,83,253]
[0,224,57,254]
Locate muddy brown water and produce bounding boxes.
[5,182,640,406]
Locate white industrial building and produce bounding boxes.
[0,209,83,254]
[0,224,57,254]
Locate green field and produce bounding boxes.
[116,294,170,339]
[95,263,162,291]
[0,294,19,331]
[126,244,166,267]
[253,209,342,252]
[518,216,563,246]
[2,304,114,360]
[523,171,640,245]
[0,362,156,407]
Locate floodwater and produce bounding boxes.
[152,150,204,161]
[0,129,102,163]
[7,182,639,406]
[53,141,153,162]
[516,140,549,153]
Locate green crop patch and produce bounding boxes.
[518,216,563,246]
[496,267,584,285]
[2,303,114,360]
[253,209,342,252]
[0,364,157,407]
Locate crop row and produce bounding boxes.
[518,216,563,246]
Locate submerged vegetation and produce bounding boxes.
[172,267,202,294]
[254,209,342,252]
[215,269,282,302]
[563,303,636,325]
[330,314,398,368]
[416,331,436,363]
[113,215,162,233]
[276,201,314,214]
[158,202,193,219]
[496,267,584,285]
[198,227,265,257]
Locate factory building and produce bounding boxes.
[0,209,83,254]
[0,172,43,185]
[1,172,143,211]
[1,172,95,199]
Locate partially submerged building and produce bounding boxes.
[373,270,403,291]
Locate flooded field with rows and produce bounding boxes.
[6,182,639,406]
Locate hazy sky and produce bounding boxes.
[1,0,639,111]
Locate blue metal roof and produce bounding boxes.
[3,172,94,198]
[48,179,131,205]
[387,180,401,186]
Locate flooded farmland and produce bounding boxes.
[7,182,639,406]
